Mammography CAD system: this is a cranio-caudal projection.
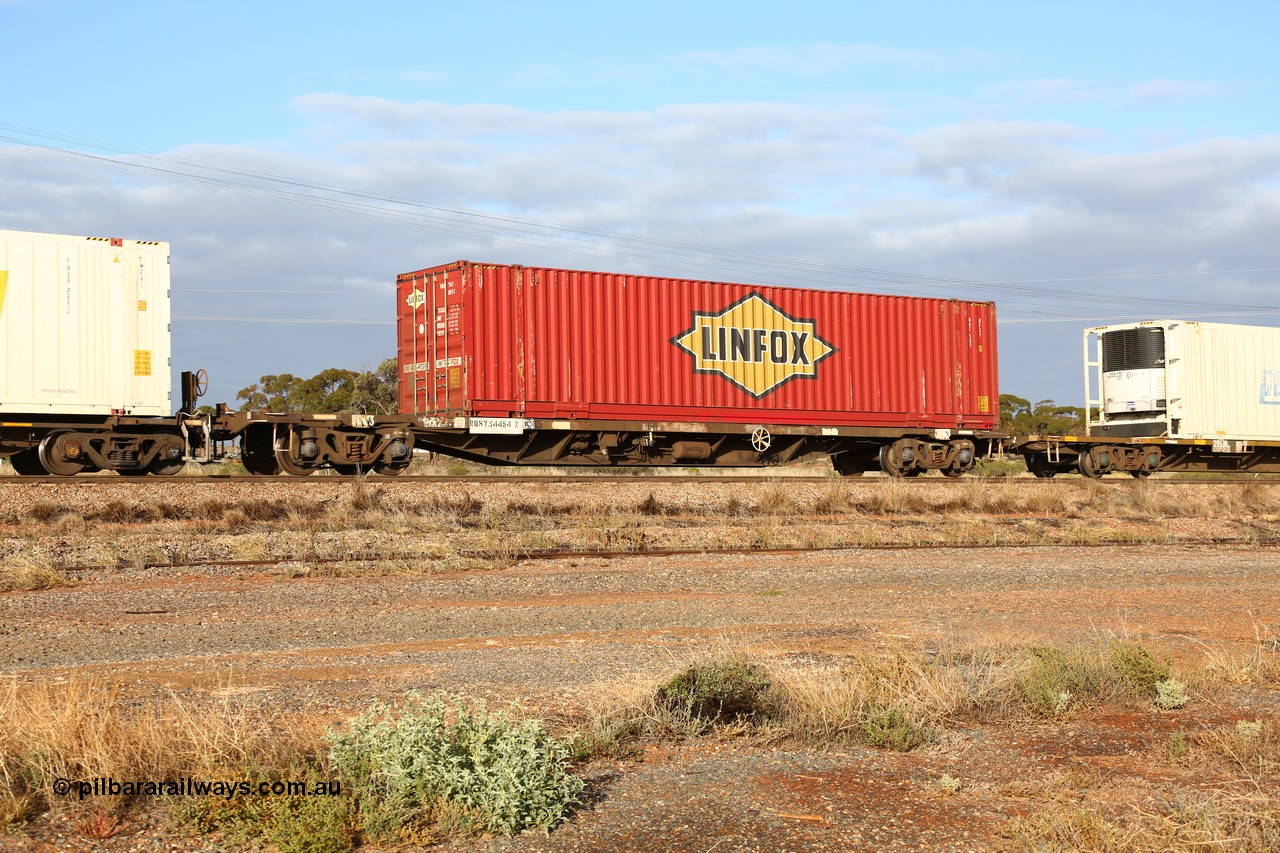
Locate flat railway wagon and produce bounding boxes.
[1011,319,1280,477]
[398,261,1000,476]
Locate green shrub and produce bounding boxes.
[1108,641,1171,696]
[1017,645,1104,717]
[328,692,582,842]
[256,768,355,853]
[1168,730,1189,760]
[656,660,772,729]
[861,705,927,751]
[172,759,355,853]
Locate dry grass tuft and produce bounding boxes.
[637,492,665,516]
[93,500,156,524]
[576,633,1235,758]
[756,484,799,514]
[25,502,69,523]
[0,676,315,828]
[502,499,583,517]
[859,482,933,515]
[1005,791,1280,852]
[812,482,852,515]
[770,646,989,741]
[0,555,71,592]
[1196,625,1280,688]
[1200,718,1280,781]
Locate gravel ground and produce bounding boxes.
[5,546,1277,708]
[2,480,1279,851]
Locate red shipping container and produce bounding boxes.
[397,262,998,430]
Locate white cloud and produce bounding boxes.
[1129,78,1229,102]
[981,78,1111,108]
[981,77,1231,111]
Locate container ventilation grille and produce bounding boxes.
[1101,327,1165,372]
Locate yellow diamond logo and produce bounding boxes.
[671,292,836,398]
[405,287,426,309]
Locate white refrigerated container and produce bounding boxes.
[0,229,171,417]
[1085,319,1280,441]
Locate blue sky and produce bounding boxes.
[3,0,1279,409]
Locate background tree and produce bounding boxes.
[1000,394,1086,435]
[349,357,400,415]
[237,358,398,414]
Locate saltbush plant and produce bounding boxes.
[327,692,583,842]
[656,659,772,731]
[1108,641,1172,696]
[1155,677,1189,710]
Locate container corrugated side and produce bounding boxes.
[1169,321,1280,440]
[398,262,998,429]
[0,229,171,416]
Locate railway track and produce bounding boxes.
[52,536,1280,575]
[0,473,1272,486]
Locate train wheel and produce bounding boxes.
[878,441,918,478]
[940,440,976,478]
[1026,454,1057,479]
[240,427,280,476]
[150,459,186,476]
[374,461,410,476]
[37,433,88,477]
[274,447,316,477]
[8,448,46,476]
[1077,452,1105,479]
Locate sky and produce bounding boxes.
[2,0,1278,411]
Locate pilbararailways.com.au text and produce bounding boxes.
[53,776,340,801]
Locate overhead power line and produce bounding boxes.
[1,122,1276,319]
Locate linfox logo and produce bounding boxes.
[672,292,836,398]
[405,287,426,310]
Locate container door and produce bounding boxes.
[397,266,468,416]
[429,266,467,414]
